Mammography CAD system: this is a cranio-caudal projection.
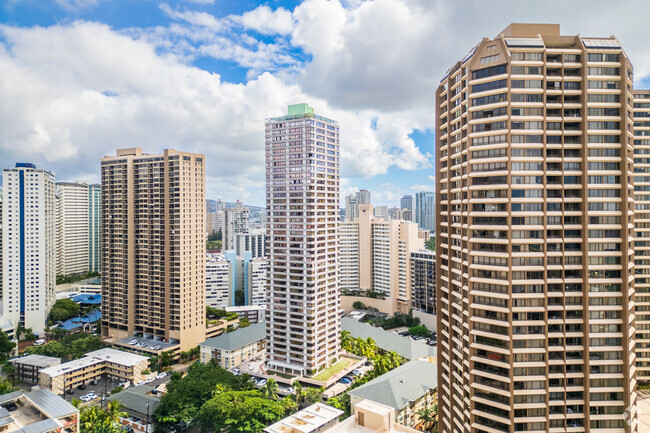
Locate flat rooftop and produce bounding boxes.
[10,355,60,368]
[40,348,147,377]
[264,403,343,433]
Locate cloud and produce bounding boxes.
[55,0,101,12]
[159,3,225,31]
[0,19,430,206]
[235,6,294,36]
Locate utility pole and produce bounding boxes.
[145,403,150,433]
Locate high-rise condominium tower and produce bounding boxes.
[2,163,56,334]
[88,184,101,273]
[635,90,650,380]
[415,191,435,232]
[56,182,90,276]
[222,204,250,250]
[340,204,423,314]
[436,24,637,432]
[101,148,205,351]
[265,103,340,375]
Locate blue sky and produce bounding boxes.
[2,0,650,206]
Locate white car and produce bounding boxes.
[145,378,154,384]
[257,379,267,386]
[136,381,145,386]
[156,373,166,380]
[34,339,45,346]
[128,340,138,345]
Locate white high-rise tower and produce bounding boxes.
[265,103,340,375]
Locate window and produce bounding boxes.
[472,64,506,80]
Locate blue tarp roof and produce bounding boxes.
[71,294,101,305]
[58,311,101,330]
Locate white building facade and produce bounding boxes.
[2,163,56,334]
[265,103,340,376]
[55,182,90,276]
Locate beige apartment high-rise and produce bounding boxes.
[436,24,637,432]
[634,90,650,381]
[265,103,340,376]
[101,148,206,352]
[340,204,423,314]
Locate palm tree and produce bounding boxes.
[159,351,175,368]
[235,373,254,391]
[104,400,127,425]
[260,378,279,400]
[417,408,434,432]
[80,405,104,432]
[341,330,352,352]
[292,381,306,407]
[386,351,402,370]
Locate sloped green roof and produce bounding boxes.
[348,359,437,411]
[199,321,266,352]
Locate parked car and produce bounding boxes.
[257,379,267,386]
[89,379,99,386]
[77,384,86,391]
[4,403,17,412]
[129,340,138,345]
[33,339,45,346]
[66,389,74,395]
[155,373,166,380]
[352,369,362,376]
[287,387,294,394]
[338,377,352,384]
[152,345,161,350]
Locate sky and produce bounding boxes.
[2,0,650,207]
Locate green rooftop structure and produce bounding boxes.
[267,103,338,124]
[287,103,314,115]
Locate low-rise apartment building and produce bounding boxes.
[348,357,437,428]
[199,321,265,368]
[9,355,60,384]
[0,389,78,433]
[38,348,148,395]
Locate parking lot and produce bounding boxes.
[61,373,171,405]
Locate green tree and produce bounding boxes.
[194,390,286,433]
[0,331,16,360]
[154,361,239,428]
[104,400,127,425]
[340,330,352,352]
[23,328,36,341]
[2,364,16,387]
[409,325,430,338]
[48,299,81,323]
[260,378,279,400]
[303,386,324,405]
[0,379,16,396]
[159,351,175,368]
[326,394,351,419]
[425,237,435,251]
[239,317,251,328]
[235,373,255,391]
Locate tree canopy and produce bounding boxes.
[0,331,16,358]
[194,390,285,433]
[154,361,240,426]
[48,299,81,323]
[24,333,102,360]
